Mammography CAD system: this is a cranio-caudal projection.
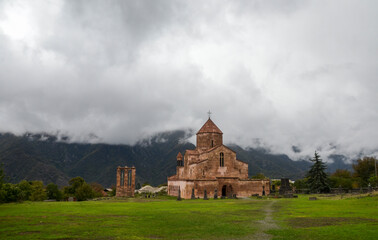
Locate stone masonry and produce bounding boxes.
[168,118,270,199]
[116,166,136,197]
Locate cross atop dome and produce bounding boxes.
[207,110,212,119]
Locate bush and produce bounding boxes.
[109,185,116,196]
[353,157,376,187]
[75,183,95,201]
[369,176,378,187]
[272,180,281,187]
[18,180,32,201]
[90,182,105,197]
[30,181,47,201]
[64,177,99,201]
[46,183,63,201]
[0,183,21,203]
[251,173,267,179]
[66,177,85,195]
[293,178,308,189]
[0,163,5,188]
[329,176,353,189]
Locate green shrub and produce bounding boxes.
[30,181,47,201]
[0,183,21,203]
[251,173,267,179]
[46,183,63,201]
[18,180,32,201]
[75,183,95,201]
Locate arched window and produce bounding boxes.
[120,169,124,186]
[127,170,132,186]
[211,140,214,147]
[220,152,224,167]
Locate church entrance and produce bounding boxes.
[222,185,233,198]
[222,185,227,197]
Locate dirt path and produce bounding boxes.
[250,200,279,240]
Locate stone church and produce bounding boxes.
[168,117,270,199]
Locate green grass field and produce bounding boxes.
[0,194,377,240]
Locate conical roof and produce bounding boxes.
[196,118,223,134]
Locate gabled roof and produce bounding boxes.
[189,144,236,165]
[186,149,199,155]
[202,144,236,154]
[196,118,223,134]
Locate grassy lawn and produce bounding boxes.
[0,198,266,240]
[269,193,378,240]
[0,194,377,239]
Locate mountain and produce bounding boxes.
[0,131,352,187]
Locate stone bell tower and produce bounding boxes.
[196,117,223,152]
[176,152,183,167]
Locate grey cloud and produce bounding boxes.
[0,0,377,162]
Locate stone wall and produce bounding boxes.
[196,132,223,151]
[180,146,248,180]
[168,178,270,199]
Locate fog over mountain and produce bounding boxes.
[0,0,377,163]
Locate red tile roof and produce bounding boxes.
[196,118,223,134]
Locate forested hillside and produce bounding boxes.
[0,131,352,187]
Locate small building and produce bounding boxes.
[116,166,136,197]
[168,117,270,199]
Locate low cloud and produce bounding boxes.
[0,0,377,162]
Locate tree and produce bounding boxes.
[329,176,353,189]
[293,178,309,189]
[46,183,63,201]
[75,183,95,201]
[30,181,47,201]
[67,177,85,194]
[64,176,96,201]
[0,163,5,188]
[272,180,281,187]
[368,176,378,187]
[18,180,32,201]
[251,173,267,179]
[329,169,354,189]
[90,182,105,197]
[64,176,85,197]
[306,152,330,193]
[109,185,116,196]
[332,169,352,178]
[353,157,376,187]
[0,183,21,203]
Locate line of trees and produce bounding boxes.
[294,153,378,193]
[0,165,107,203]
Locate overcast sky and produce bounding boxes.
[0,0,377,162]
